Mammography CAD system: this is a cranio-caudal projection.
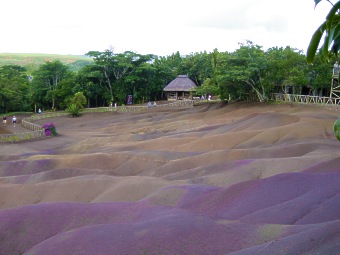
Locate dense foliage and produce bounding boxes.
[66,92,87,117]
[0,42,335,113]
[307,0,340,63]
[307,0,340,143]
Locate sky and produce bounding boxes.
[0,0,333,57]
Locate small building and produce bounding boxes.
[163,75,197,100]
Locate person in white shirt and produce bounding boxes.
[2,115,7,126]
[12,116,17,127]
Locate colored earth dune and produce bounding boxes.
[0,101,339,255]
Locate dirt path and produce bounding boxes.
[0,114,35,134]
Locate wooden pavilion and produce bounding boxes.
[163,75,197,100]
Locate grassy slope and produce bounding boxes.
[0,53,93,72]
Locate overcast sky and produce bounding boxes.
[0,0,332,56]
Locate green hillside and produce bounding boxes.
[0,53,93,72]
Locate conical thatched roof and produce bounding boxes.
[163,75,197,92]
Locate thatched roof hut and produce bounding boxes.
[163,75,197,100]
[164,75,197,92]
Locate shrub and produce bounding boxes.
[71,92,87,110]
[42,122,57,136]
[67,103,81,117]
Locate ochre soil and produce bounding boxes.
[1,102,340,255]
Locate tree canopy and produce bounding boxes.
[0,41,334,113]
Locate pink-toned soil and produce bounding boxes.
[0,102,339,255]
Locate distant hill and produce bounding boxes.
[0,53,93,72]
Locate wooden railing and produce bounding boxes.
[84,100,195,112]
[270,93,340,108]
[0,112,68,143]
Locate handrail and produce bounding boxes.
[270,93,340,108]
[0,112,68,143]
[84,100,195,112]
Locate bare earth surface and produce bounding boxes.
[0,102,340,255]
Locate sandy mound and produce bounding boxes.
[0,102,340,255]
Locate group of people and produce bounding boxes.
[147,101,157,108]
[2,115,16,127]
[200,95,212,100]
[2,108,42,128]
[2,108,41,128]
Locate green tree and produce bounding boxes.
[307,53,334,95]
[32,60,71,109]
[70,92,87,110]
[307,0,340,63]
[181,51,213,86]
[0,65,30,112]
[195,78,219,98]
[52,72,77,110]
[152,56,178,92]
[123,61,160,103]
[86,49,154,104]
[216,41,270,102]
[265,47,309,94]
[75,64,109,107]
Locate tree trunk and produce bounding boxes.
[246,80,264,102]
[104,69,114,103]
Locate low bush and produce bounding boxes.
[42,122,57,136]
[67,104,81,117]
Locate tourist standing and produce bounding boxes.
[12,116,17,127]
[2,115,7,126]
